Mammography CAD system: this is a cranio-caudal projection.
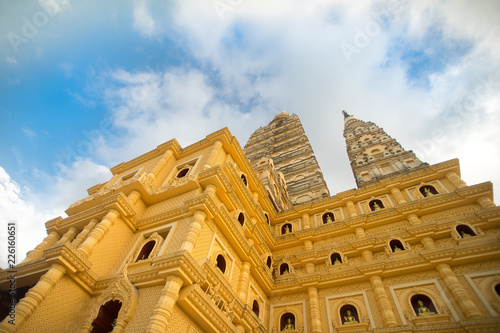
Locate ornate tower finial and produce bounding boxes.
[342,110,351,118]
[343,113,426,188]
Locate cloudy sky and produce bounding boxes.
[1,0,499,268]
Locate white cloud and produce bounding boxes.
[22,126,37,139]
[5,55,17,65]
[133,0,156,37]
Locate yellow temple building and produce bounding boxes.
[1,111,500,333]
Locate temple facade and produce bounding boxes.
[1,112,500,333]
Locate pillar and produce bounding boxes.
[436,263,481,318]
[407,214,422,226]
[180,210,206,252]
[78,209,120,257]
[355,227,365,238]
[146,275,185,332]
[446,171,467,189]
[306,263,315,273]
[302,213,310,229]
[346,201,358,217]
[0,263,66,332]
[128,190,142,205]
[304,240,313,251]
[54,227,79,246]
[362,250,373,262]
[71,219,98,248]
[308,287,322,333]
[477,196,495,209]
[237,261,251,301]
[390,187,407,205]
[21,231,61,264]
[370,275,398,326]
[147,149,174,180]
[420,237,435,250]
[202,140,223,170]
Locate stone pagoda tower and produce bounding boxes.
[244,112,330,207]
[343,111,427,188]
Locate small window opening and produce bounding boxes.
[238,212,245,226]
[330,253,342,265]
[340,304,359,324]
[369,199,384,211]
[411,295,437,316]
[456,224,476,238]
[390,239,405,252]
[279,263,290,275]
[241,174,248,186]
[281,223,292,235]
[136,240,156,262]
[252,300,260,317]
[322,212,335,224]
[280,313,295,331]
[216,254,227,274]
[420,185,438,197]
[176,168,189,178]
[265,213,270,225]
[266,256,272,269]
[90,300,122,333]
[495,284,500,297]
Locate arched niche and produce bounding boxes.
[411,294,437,316]
[90,300,122,333]
[131,232,164,263]
[176,167,190,178]
[330,252,343,265]
[389,239,405,253]
[264,213,270,225]
[281,223,292,235]
[322,212,335,224]
[216,254,227,274]
[252,299,260,318]
[237,212,245,227]
[340,304,360,325]
[279,263,290,275]
[456,224,476,238]
[79,267,138,333]
[266,256,272,269]
[280,312,296,331]
[241,174,248,186]
[419,185,439,197]
[369,199,385,211]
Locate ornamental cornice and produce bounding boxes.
[202,260,242,307]
[0,258,49,283]
[153,250,206,285]
[43,242,92,273]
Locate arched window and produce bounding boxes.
[279,263,290,275]
[330,253,342,265]
[90,300,122,333]
[241,174,248,186]
[369,199,384,211]
[135,240,156,262]
[280,312,295,331]
[176,168,189,178]
[420,185,438,197]
[252,300,260,317]
[495,284,500,297]
[322,212,335,224]
[281,223,292,235]
[456,224,476,238]
[266,256,272,269]
[238,212,245,226]
[265,213,270,225]
[340,304,359,324]
[390,239,405,252]
[216,254,227,274]
[411,295,437,316]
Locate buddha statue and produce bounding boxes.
[417,300,436,316]
[372,202,381,211]
[392,244,403,252]
[333,257,341,265]
[424,187,434,197]
[284,225,291,234]
[343,310,358,324]
[325,214,333,223]
[460,230,472,238]
[282,318,295,331]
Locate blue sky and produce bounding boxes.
[1,0,500,267]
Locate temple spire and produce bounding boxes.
[343,113,426,188]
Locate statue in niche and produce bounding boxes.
[460,230,472,238]
[372,201,381,210]
[325,214,333,223]
[392,244,404,252]
[417,300,436,316]
[284,225,291,234]
[282,318,295,331]
[333,257,341,265]
[343,310,358,324]
[424,187,434,197]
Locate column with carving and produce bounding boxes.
[148,149,174,180]
[0,263,67,332]
[202,140,223,170]
[308,287,323,333]
[71,219,98,248]
[146,275,184,332]
[237,261,251,302]
[78,208,120,257]
[390,187,407,205]
[346,201,358,217]
[446,171,467,189]
[54,227,79,245]
[436,263,481,318]
[370,275,398,326]
[180,210,207,252]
